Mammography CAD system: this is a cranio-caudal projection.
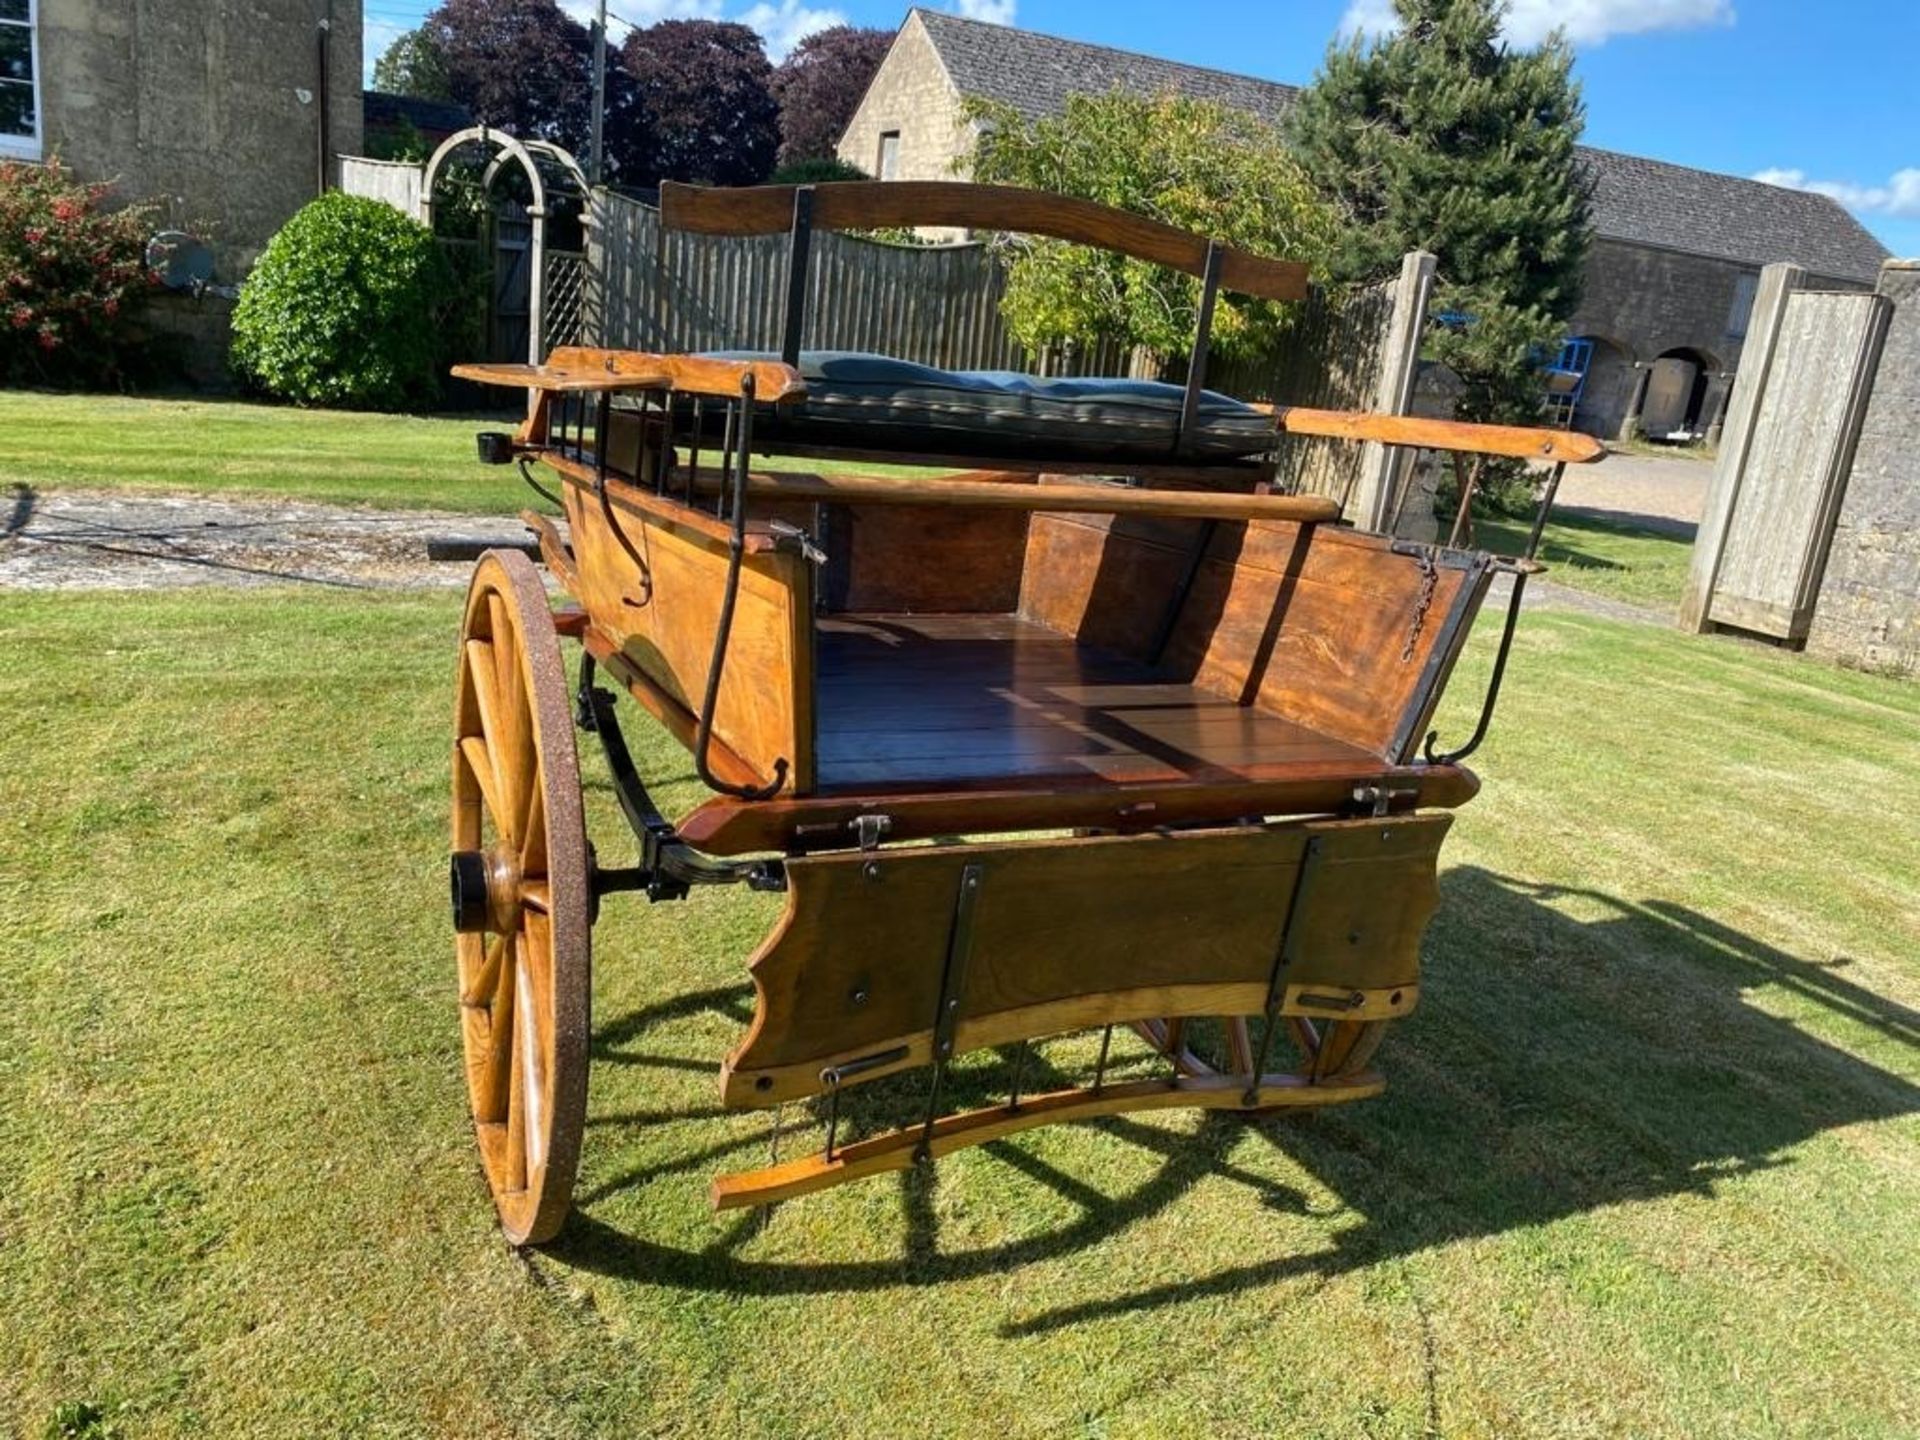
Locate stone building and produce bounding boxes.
[5,1,363,275]
[840,9,1891,439]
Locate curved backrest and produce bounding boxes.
[659,180,1309,304]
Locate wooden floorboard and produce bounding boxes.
[815,613,1373,791]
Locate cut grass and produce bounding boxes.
[1,390,1696,615]
[1475,510,1695,615]
[0,390,951,513]
[1,587,1914,1438]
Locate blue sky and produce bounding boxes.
[361,0,1920,256]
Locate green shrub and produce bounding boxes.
[0,160,157,389]
[231,192,467,411]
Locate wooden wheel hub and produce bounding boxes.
[449,844,526,935]
[451,550,591,1246]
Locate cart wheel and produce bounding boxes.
[449,550,590,1246]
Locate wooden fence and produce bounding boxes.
[586,191,1425,515]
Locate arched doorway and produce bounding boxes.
[420,127,591,366]
[1641,346,1721,440]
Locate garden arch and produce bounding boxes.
[421,126,591,366]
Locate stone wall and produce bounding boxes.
[37,0,363,282]
[1807,260,1920,675]
[836,11,972,237]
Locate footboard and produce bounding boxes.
[712,812,1448,1206]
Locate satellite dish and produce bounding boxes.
[146,231,215,292]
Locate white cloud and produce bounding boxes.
[1340,0,1733,47]
[1755,166,1920,219]
[739,0,847,60]
[362,19,406,86]
[953,0,1017,24]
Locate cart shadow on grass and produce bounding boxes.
[550,866,1919,1332]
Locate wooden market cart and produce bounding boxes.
[443,181,1603,1243]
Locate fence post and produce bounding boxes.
[1678,262,1805,633]
[1351,251,1435,532]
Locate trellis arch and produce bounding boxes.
[421,126,591,365]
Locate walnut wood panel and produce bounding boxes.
[711,1069,1385,1209]
[811,614,1378,791]
[819,503,1031,614]
[660,181,1310,303]
[674,762,1477,854]
[560,470,813,793]
[719,814,1449,1106]
[1015,510,1485,757]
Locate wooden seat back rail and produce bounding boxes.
[660,179,1305,456]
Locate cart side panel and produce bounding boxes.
[1020,511,1487,758]
[720,813,1450,1106]
[815,502,1032,615]
[562,476,814,792]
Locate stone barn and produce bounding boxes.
[840,8,1891,439]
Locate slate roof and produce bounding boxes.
[910,9,1890,283]
[363,90,474,140]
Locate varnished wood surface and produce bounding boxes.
[1273,406,1607,463]
[711,1069,1385,1209]
[717,469,1340,523]
[812,614,1374,790]
[452,362,670,393]
[561,469,814,793]
[721,813,1448,1107]
[674,761,1477,854]
[538,345,808,402]
[660,180,1311,302]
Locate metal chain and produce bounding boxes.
[1401,549,1439,663]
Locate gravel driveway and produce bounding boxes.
[0,486,536,591]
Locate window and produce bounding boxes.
[877,130,900,182]
[1726,271,1759,340]
[0,0,38,161]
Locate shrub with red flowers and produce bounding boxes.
[0,160,157,388]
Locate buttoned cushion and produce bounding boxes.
[709,350,1276,463]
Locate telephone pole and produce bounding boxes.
[589,0,608,185]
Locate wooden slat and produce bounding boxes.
[710,1070,1383,1209]
[716,469,1340,523]
[675,762,1477,855]
[540,346,808,401]
[451,362,670,393]
[660,181,1310,302]
[1273,406,1607,463]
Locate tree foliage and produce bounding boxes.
[370,29,452,103]
[1287,0,1591,426]
[230,194,471,412]
[620,21,779,187]
[967,91,1343,362]
[771,26,894,165]
[0,160,157,389]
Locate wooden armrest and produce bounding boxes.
[1268,407,1606,464]
[451,363,671,393]
[720,469,1343,523]
[543,346,808,402]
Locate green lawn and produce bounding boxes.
[1475,510,1694,615]
[0,391,950,514]
[2,584,1914,1437]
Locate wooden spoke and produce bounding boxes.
[450,550,591,1246]
[477,937,516,1124]
[461,931,508,1009]
[520,780,547,877]
[459,735,508,837]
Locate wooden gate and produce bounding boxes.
[1681,264,1892,641]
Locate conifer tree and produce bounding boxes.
[1287,0,1591,426]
